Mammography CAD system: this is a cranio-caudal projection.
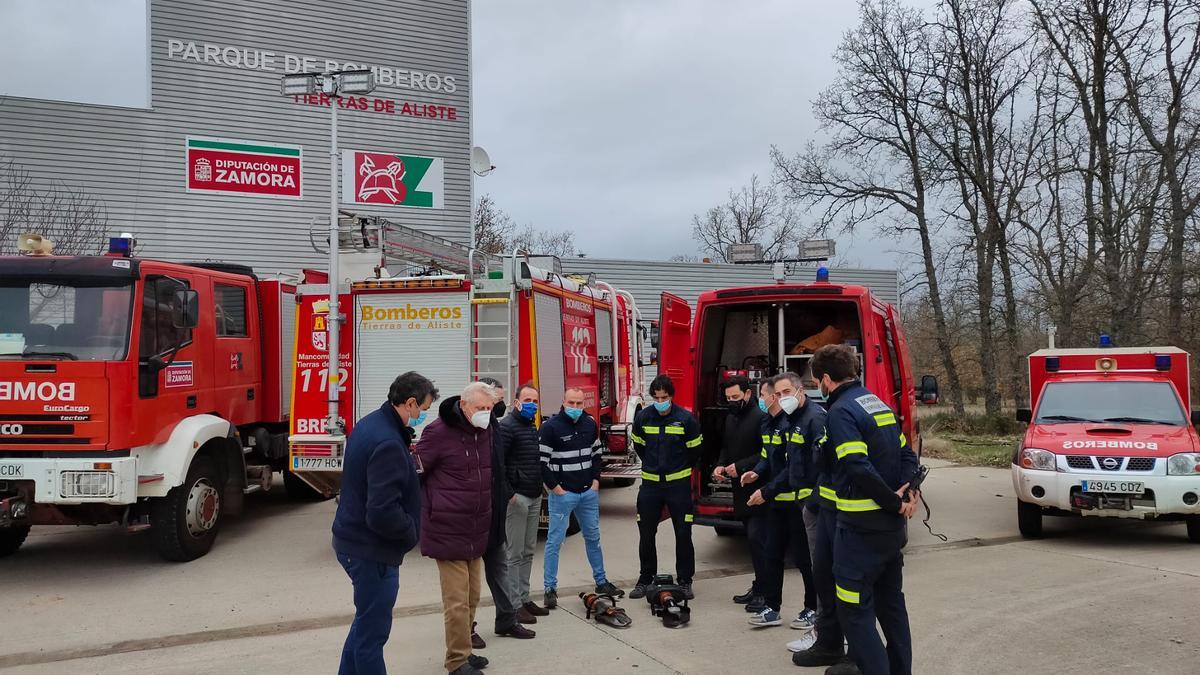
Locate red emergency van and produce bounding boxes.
[1013,344,1200,542]
[654,268,938,533]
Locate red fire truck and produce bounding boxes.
[653,267,938,534]
[286,215,653,494]
[0,233,304,561]
[1013,343,1200,542]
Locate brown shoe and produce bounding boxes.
[471,622,486,650]
[517,607,538,624]
[522,601,550,617]
[496,624,536,639]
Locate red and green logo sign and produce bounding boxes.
[186,137,302,198]
[341,150,444,208]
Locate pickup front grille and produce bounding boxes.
[1125,457,1156,471]
[1066,456,1095,470]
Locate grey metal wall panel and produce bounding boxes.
[0,0,470,273]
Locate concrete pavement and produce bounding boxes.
[2,462,1198,673]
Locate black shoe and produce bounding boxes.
[629,583,648,599]
[824,662,862,675]
[544,588,557,609]
[470,622,485,650]
[496,624,536,639]
[680,582,694,600]
[468,654,489,670]
[595,581,625,598]
[792,644,845,667]
[733,587,757,604]
[745,595,766,613]
[450,662,483,675]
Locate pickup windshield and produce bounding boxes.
[1035,381,1186,426]
[0,279,134,361]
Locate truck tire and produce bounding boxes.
[284,467,331,501]
[714,525,741,537]
[152,455,223,562]
[0,526,30,557]
[609,478,637,488]
[1187,515,1200,543]
[566,513,581,536]
[1017,500,1043,539]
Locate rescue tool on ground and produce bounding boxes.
[1013,342,1200,543]
[287,212,655,501]
[653,266,939,534]
[579,591,633,628]
[0,233,316,561]
[643,574,691,628]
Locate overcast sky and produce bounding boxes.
[0,0,894,267]
[472,0,882,264]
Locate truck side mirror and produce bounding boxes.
[1191,410,1200,426]
[1016,408,1032,423]
[917,374,939,405]
[172,289,199,329]
[649,323,660,350]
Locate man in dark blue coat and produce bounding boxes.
[332,371,438,675]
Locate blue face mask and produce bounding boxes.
[564,406,584,421]
[408,409,427,427]
[653,400,672,414]
[758,399,768,414]
[519,402,539,420]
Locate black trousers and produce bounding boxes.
[636,480,695,584]
[834,524,911,675]
[809,505,846,651]
[763,504,815,613]
[744,507,769,593]
[483,540,518,632]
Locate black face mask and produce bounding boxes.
[726,399,747,412]
[494,401,507,418]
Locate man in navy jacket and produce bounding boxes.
[332,371,437,675]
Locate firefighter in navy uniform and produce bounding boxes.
[628,375,703,600]
[809,344,919,675]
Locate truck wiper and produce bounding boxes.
[19,350,79,360]
[1100,416,1179,425]
[1038,414,1092,422]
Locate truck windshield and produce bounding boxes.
[1035,381,1187,426]
[0,280,134,361]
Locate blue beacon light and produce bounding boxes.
[816,266,830,282]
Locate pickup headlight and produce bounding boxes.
[1019,448,1056,471]
[1167,453,1200,475]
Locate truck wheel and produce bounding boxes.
[1017,500,1043,539]
[714,525,741,537]
[0,526,30,557]
[1187,516,1200,543]
[566,513,581,536]
[152,455,223,562]
[610,478,636,488]
[284,467,331,501]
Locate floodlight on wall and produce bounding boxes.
[280,73,320,96]
[335,69,376,94]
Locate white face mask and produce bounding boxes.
[779,395,800,415]
[470,410,492,429]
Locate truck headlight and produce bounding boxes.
[60,471,116,498]
[1019,448,1056,471]
[1167,453,1200,476]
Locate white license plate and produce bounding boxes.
[1081,480,1144,494]
[0,463,25,479]
[291,457,343,472]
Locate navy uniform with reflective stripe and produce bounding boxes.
[805,420,849,654]
[826,380,918,675]
[630,404,702,585]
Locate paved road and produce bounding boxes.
[2,461,1197,674]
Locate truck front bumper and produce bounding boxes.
[1013,467,1200,519]
[0,456,139,506]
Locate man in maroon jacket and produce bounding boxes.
[415,382,496,675]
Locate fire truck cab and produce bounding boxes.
[0,234,299,561]
[654,267,937,534]
[1013,344,1200,542]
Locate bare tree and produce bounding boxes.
[691,175,804,263]
[510,223,576,258]
[473,194,576,258]
[0,155,108,256]
[773,0,967,414]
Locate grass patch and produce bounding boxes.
[921,410,1024,436]
[923,434,1017,468]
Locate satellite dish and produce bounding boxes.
[17,232,54,256]
[471,146,495,176]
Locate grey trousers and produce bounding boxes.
[504,492,542,605]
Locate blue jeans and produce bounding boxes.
[543,488,606,590]
[337,552,400,675]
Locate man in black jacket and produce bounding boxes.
[712,375,767,608]
[499,383,551,622]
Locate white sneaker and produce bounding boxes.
[790,607,817,631]
[787,632,817,653]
